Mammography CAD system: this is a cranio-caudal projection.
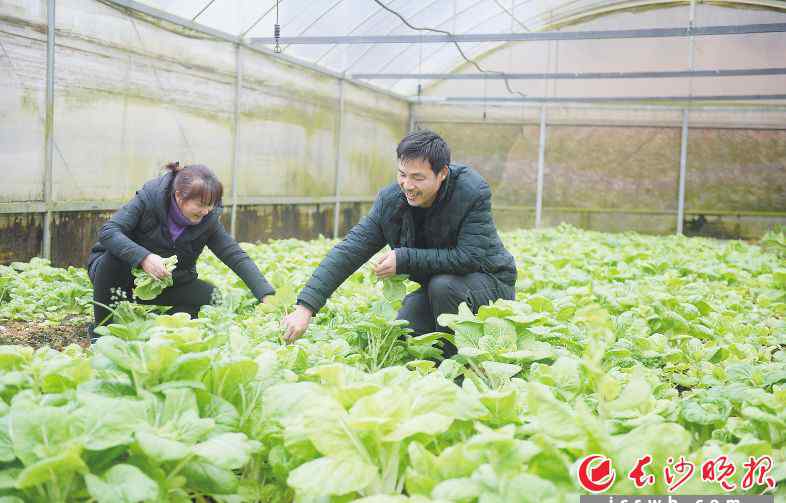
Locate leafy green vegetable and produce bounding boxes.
[0,226,784,501]
[131,255,178,300]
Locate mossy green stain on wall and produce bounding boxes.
[19,89,40,114]
[281,160,333,197]
[58,86,234,128]
[344,104,408,140]
[686,129,786,212]
[241,104,335,139]
[545,125,682,211]
[345,150,395,194]
[419,122,540,206]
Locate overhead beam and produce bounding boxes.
[351,67,786,80]
[250,22,786,45]
[419,94,786,104]
[0,196,379,216]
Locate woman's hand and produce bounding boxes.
[140,254,171,280]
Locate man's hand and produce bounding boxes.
[140,254,170,280]
[282,304,313,343]
[372,250,397,279]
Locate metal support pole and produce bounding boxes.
[677,111,689,234]
[332,79,345,239]
[42,0,55,260]
[230,44,242,238]
[535,105,547,228]
[408,101,416,132]
[677,0,696,235]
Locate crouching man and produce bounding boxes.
[282,129,516,357]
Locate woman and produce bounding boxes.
[86,162,274,335]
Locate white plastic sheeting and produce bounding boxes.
[131,0,786,96]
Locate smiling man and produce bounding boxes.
[282,129,517,356]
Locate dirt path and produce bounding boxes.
[0,318,91,350]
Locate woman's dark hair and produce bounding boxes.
[164,162,223,206]
[396,129,451,175]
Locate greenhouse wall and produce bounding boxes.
[0,0,407,266]
[415,103,786,239]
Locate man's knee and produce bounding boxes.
[427,274,465,304]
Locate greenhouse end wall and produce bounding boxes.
[416,104,786,239]
[0,0,406,266]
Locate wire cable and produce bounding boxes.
[371,0,527,97]
[191,0,216,22]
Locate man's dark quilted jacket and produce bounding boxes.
[298,164,517,313]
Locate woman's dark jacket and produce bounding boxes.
[297,164,517,313]
[87,172,275,300]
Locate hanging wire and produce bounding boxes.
[240,1,286,39]
[191,0,217,22]
[493,0,530,32]
[370,0,526,98]
[274,0,282,53]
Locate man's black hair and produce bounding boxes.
[396,129,451,175]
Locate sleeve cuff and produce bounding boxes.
[394,247,410,274]
[296,299,318,316]
[257,287,276,302]
[297,291,323,315]
[130,249,151,268]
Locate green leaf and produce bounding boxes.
[0,417,15,463]
[84,464,159,503]
[132,255,177,300]
[192,433,260,470]
[481,362,522,385]
[76,394,147,450]
[135,429,191,463]
[432,477,482,501]
[383,412,454,442]
[9,405,76,466]
[182,459,239,495]
[287,456,378,497]
[382,275,408,303]
[479,318,517,354]
[209,357,258,401]
[16,444,87,489]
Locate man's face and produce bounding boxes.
[175,192,213,224]
[397,158,448,208]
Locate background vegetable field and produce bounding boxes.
[0,226,784,502]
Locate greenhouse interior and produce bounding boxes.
[1,0,785,501]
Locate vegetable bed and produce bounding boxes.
[0,225,784,503]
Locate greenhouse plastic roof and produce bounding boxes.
[130,0,786,97]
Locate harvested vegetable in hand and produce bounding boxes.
[131,255,178,300]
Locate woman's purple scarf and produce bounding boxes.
[167,194,196,241]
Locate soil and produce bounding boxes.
[0,317,91,350]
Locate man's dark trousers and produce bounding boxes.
[397,272,515,358]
